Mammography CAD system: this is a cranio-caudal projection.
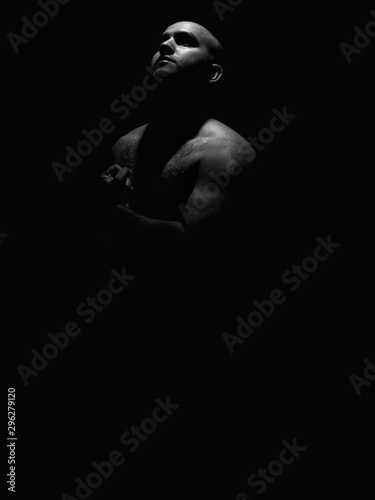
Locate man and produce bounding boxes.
[99,21,256,242]
[90,25,260,496]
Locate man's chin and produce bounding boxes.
[153,66,177,79]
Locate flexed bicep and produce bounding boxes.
[178,141,256,229]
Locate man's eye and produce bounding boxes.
[180,39,195,47]
[177,34,197,46]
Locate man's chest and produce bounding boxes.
[117,138,205,217]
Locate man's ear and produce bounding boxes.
[209,63,223,83]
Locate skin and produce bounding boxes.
[100,21,256,239]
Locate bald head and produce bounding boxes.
[168,21,224,63]
[151,21,224,84]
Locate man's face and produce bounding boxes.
[151,22,221,81]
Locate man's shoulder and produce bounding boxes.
[201,118,242,138]
[200,119,256,168]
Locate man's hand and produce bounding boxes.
[100,164,134,208]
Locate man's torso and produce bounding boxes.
[112,119,245,220]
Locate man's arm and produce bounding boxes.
[102,135,256,239]
[178,138,256,230]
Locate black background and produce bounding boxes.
[3,1,374,499]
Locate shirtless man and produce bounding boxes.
[100,21,256,240]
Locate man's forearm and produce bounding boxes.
[114,204,187,238]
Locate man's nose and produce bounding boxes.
[159,40,174,56]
